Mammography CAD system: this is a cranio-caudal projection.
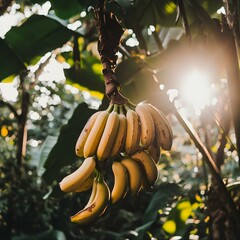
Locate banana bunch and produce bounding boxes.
[75,102,172,161]
[59,101,173,224]
[111,150,159,203]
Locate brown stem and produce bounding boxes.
[16,73,29,165]
[222,19,240,163]
[30,54,52,90]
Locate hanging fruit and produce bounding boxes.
[59,0,173,225]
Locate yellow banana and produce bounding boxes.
[75,173,95,193]
[131,150,158,186]
[59,157,96,192]
[135,104,155,149]
[111,161,128,203]
[121,158,142,195]
[75,111,101,157]
[97,106,120,161]
[109,107,127,159]
[125,106,140,155]
[145,103,173,151]
[83,109,110,158]
[70,177,110,224]
[84,177,98,207]
[147,137,161,164]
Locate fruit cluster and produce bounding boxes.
[59,102,173,224]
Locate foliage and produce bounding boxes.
[0,0,240,239]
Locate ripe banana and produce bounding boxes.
[135,104,155,149]
[70,177,110,224]
[83,109,110,158]
[131,150,158,186]
[111,161,128,203]
[59,157,96,192]
[121,158,142,196]
[145,103,173,151]
[75,173,95,193]
[109,107,127,159]
[125,107,140,155]
[75,111,100,157]
[97,107,120,161]
[147,137,161,164]
[84,178,98,207]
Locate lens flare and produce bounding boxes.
[180,69,212,113]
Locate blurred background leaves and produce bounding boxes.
[0,0,240,239]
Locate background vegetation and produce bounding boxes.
[0,0,240,239]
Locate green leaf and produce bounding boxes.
[50,0,83,19]
[4,14,73,65]
[64,53,105,92]
[0,38,26,81]
[42,102,96,184]
[143,183,182,223]
[37,135,59,176]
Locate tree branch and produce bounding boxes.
[16,72,30,165]
[173,105,240,230]
[222,18,240,164]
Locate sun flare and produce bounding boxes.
[180,69,213,113]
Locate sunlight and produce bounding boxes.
[180,69,212,113]
[0,81,18,102]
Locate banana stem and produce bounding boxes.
[106,103,114,113]
[119,105,124,115]
[97,171,104,183]
[127,101,137,109]
[113,104,119,113]
[123,104,131,112]
[93,0,129,105]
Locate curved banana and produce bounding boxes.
[75,111,100,157]
[83,110,109,158]
[147,137,161,164]
[135,104,155,149]
[83,177,98,208]
[70,177,110,224]
[97,108,120,161]
[59,157,96,192]
[145,103,173,151]
[75,173,95,193]
[125,107,140,155]
[109,108,127,159]
[111,161,128,203]
[131,150,158,186]
[121,158,142,196]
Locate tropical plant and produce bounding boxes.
[0,0,240,239]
